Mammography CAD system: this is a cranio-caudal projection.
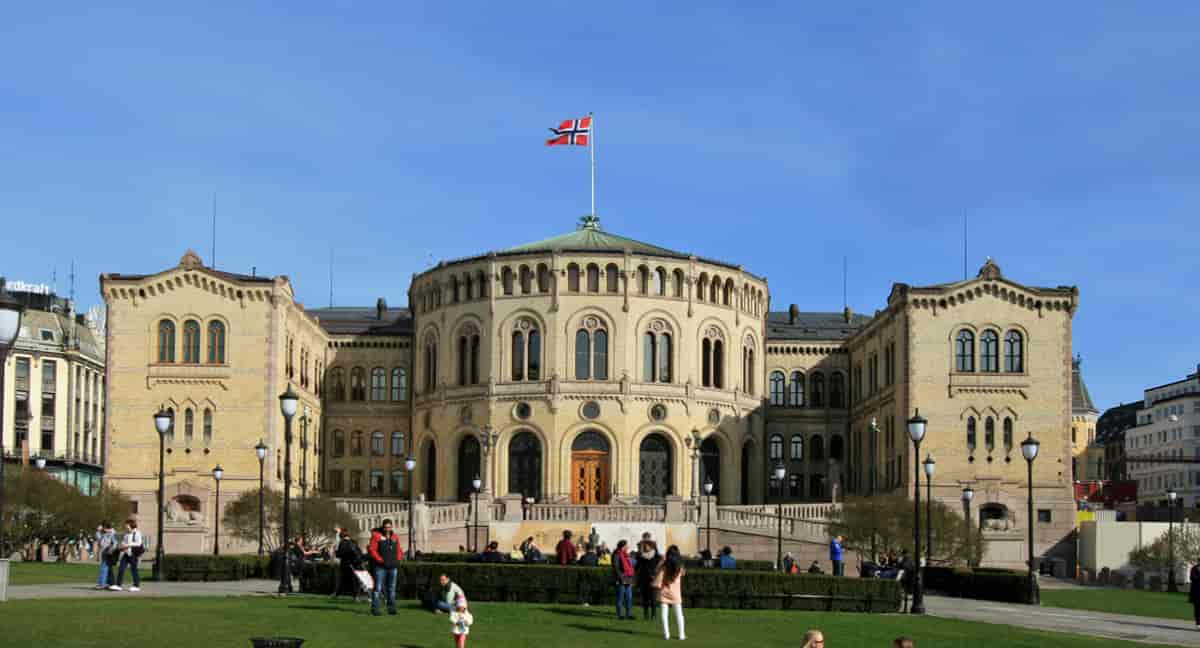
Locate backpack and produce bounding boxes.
[131,533,147,558]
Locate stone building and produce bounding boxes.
[0,282,106,493]
[100,218,1081,564]
[1069,357,1100,480]
[1096,401,1139,482]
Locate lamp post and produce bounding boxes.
[470,475,481,552]
[151,408,173,582]
[0,278,26,559]
[405,455,416,557]
[703,477,714,559]
[1021,434,1040,605]
[278,385,299,595]
[298,412,309,542]
[922,455,936,567]
[906,410,928,615]
[962,486,975,567]
[211,465,223,556]
[771,463,786,570]
[34,456,46,470]
[255,440,267,555]
[1167,489,1178,592]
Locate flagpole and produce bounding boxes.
[589,112,596,217]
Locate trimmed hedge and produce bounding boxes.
[163,554,271,582]
[923,566,1038,604]
[416,552,775,571]
[298,562,900,612]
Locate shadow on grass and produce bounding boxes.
[288,604,370,615]
[562,623,638,635]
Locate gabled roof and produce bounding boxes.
[103,250,274,284]
[1072,356,1099,415]
[501,215,688,258]
[766,309,870,341]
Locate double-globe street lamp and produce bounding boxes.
[0,279,25,557]
[906,410,927,615]
[922,455,936,567]
[1021,434,1041,605]
[278,385,299,595]
[152,407,174,582]
[405,455,417,557]
[771,463,786,571]
[255,440,267,555]
[961,486,975,567]
[1168,489,1178,592]
[703,477,714,559]
[211,465,223,556]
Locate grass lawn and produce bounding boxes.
[7,561,102,586]
[1041,587,1194,621]
[0,596,1179,648]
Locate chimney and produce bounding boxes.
[376,297,388,320]
[843,306,853,323]
[788,304,799,325]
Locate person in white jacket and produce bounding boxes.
[111,519,144,592]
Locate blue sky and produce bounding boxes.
[3,3,1198,411]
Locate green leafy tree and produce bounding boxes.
[827,493,984,567]
[222,487,355,552]
[1128,524,1200,573]
[2,468,132,560]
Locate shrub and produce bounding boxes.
[298,562,900,612]
[923,566,1037,604]
[415,552,774,571]
[162,554,271,582]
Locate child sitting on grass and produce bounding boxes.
[450,597,473,648]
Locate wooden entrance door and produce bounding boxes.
[571,450,610,505]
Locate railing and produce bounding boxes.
[355,512,410,535]
[430,503,471,527]
[490,499,507,520]
[715,505,833,541]
[723,503,838,521]
[527,504,666,523]
[334,498,411,515]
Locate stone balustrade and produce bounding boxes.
[528,503,666,523]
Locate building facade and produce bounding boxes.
[1125,367,1200,507]
[0,282,106,493]
[1096,401,1140,482]
[100,218,1082,564]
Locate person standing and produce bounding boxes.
[94,522,117,590]
[449,597,473,648]
[368,519,403,616]
[829,535,845,577]
[1189,562,1200,629]
[635,539,661,621]
[111,519,144,592]
[655,545,687,641]
[555,530,578,565]
[612,540,635,620]
[801,629,825,648]
[332,528,365,602]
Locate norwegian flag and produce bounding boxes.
[546,116,591,146]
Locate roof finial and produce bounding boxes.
[579,214,601,231]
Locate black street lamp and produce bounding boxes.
[0,279,24,559]
[1167,489,1178,592]
[470,475,481,552]
[151,408,173,582]
[962,486,975,567]
[278,385,299,595]
[299,412,309,542]
[771,464,786,570]
[211,465,224,556]
[906,410,928,615]
[922,455,936,567]
[405,455,416,557]
[703,477,714,559]
[255,440,267,555]
[1021,434,1040,605]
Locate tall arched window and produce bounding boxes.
[830,373,845,408]
[207,321,226,363]
[810,372,825,407]
[789,434,803,461]
[605,264,619,292]
[575,329,591,380]
[183,320,201,364]
[391,431,405,456]
[184,408,194,446]
[985,417,996,453]
[654,267,667,295]
[709,276,720,303]
[638,266,650,294]
[457,329,480,386]
[157,320,176,363]
[371,430,385,456]
[643,332,656,382]
[329,368,346,401]
[642,327,673,383]
[672,269,685,298]
[788,371,805,406]
[980,330,999,372]
[659,333,672,382]
[519,266,532,294]
[351,367,366,401]
[203,408,213,446]
[501,267,515,295]
[370,368,386,400]
[511,321,540,381]
[769,433,784,462]
[351,431,364,456]
[955,330,975,372]
[1004,331,1024,372]
[423,335,438,391]
[333,430,346,457]
[469,335,480,384]
[593,329,608,380]
[702,339,712,387]
[769,371,786,406]
[586,264,600,292]
[537,264,552,293]
[723,279,733,306]
[567,264,580,292]
[742,345,755,394]
[450,275,460,303]
[810,435,824,462]
[477,270,488,298]
[1003,417,1014,452]
[697,274,708,302]
[712,339,724,388]
[966,416,977,453]
[391,368,407,401]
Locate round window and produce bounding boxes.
[514,402,533,420]
[582,401,601,420]
[708,408,721,425]
[650,403,668,421]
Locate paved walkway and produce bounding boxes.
[6,579,279,600]
[925,594,1200,647]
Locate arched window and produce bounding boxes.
[1003,417,1014,452]
[742,346,755,394]
[659,333,672,383]
[423,336,438,391]
[203,408,213,446]
[980,330,999,372]
[519,266,532,294]
[830,373,845,408]
[370,368,386,400]
[537,264,551,293]
[501,267,514,295]
[351,431,364,456]
[709,276,720,303]
[575,329,591,380]
[769,371,786,406]
[391,431,405,456]
[329,368,345,401]
[605,264,619,293]
[769,433,784,462]
[810,372,825,407]
[702,339,712,387]
[712,339,724,388]
[457,331,480,386]
[955,330,975,372]
[157,320,176,363]
[789,434,803,461]
[788,371,805,406]
[511,321,540,381]
[351,367,366,401]
[450,275,460,303]
[508,431,543,501]
[371,430,385,456]
[643,332,656,382]
[966,416,977,453]
[810,435,824,462]
[638,266,650,294]
[830,435,844,461]
[333,430,346,457]
[672,269,685,297]
[1004,331,1024,372]
[184,408,194,446]
[586,264,600,292]
[477,270,488,298]
[594,329,608,380]
[723,279,733,306]
[654,267,667,295]
[207,321,226,363]
[567,264,580,292]
[469,335,480,384]
[464,273,473,300]
[985,417,996,453]
[697,274,708,302]
[391,368,407,401]
[183,320,201,363]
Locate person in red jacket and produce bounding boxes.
[555,530,578,565]
[368,519,404,616]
